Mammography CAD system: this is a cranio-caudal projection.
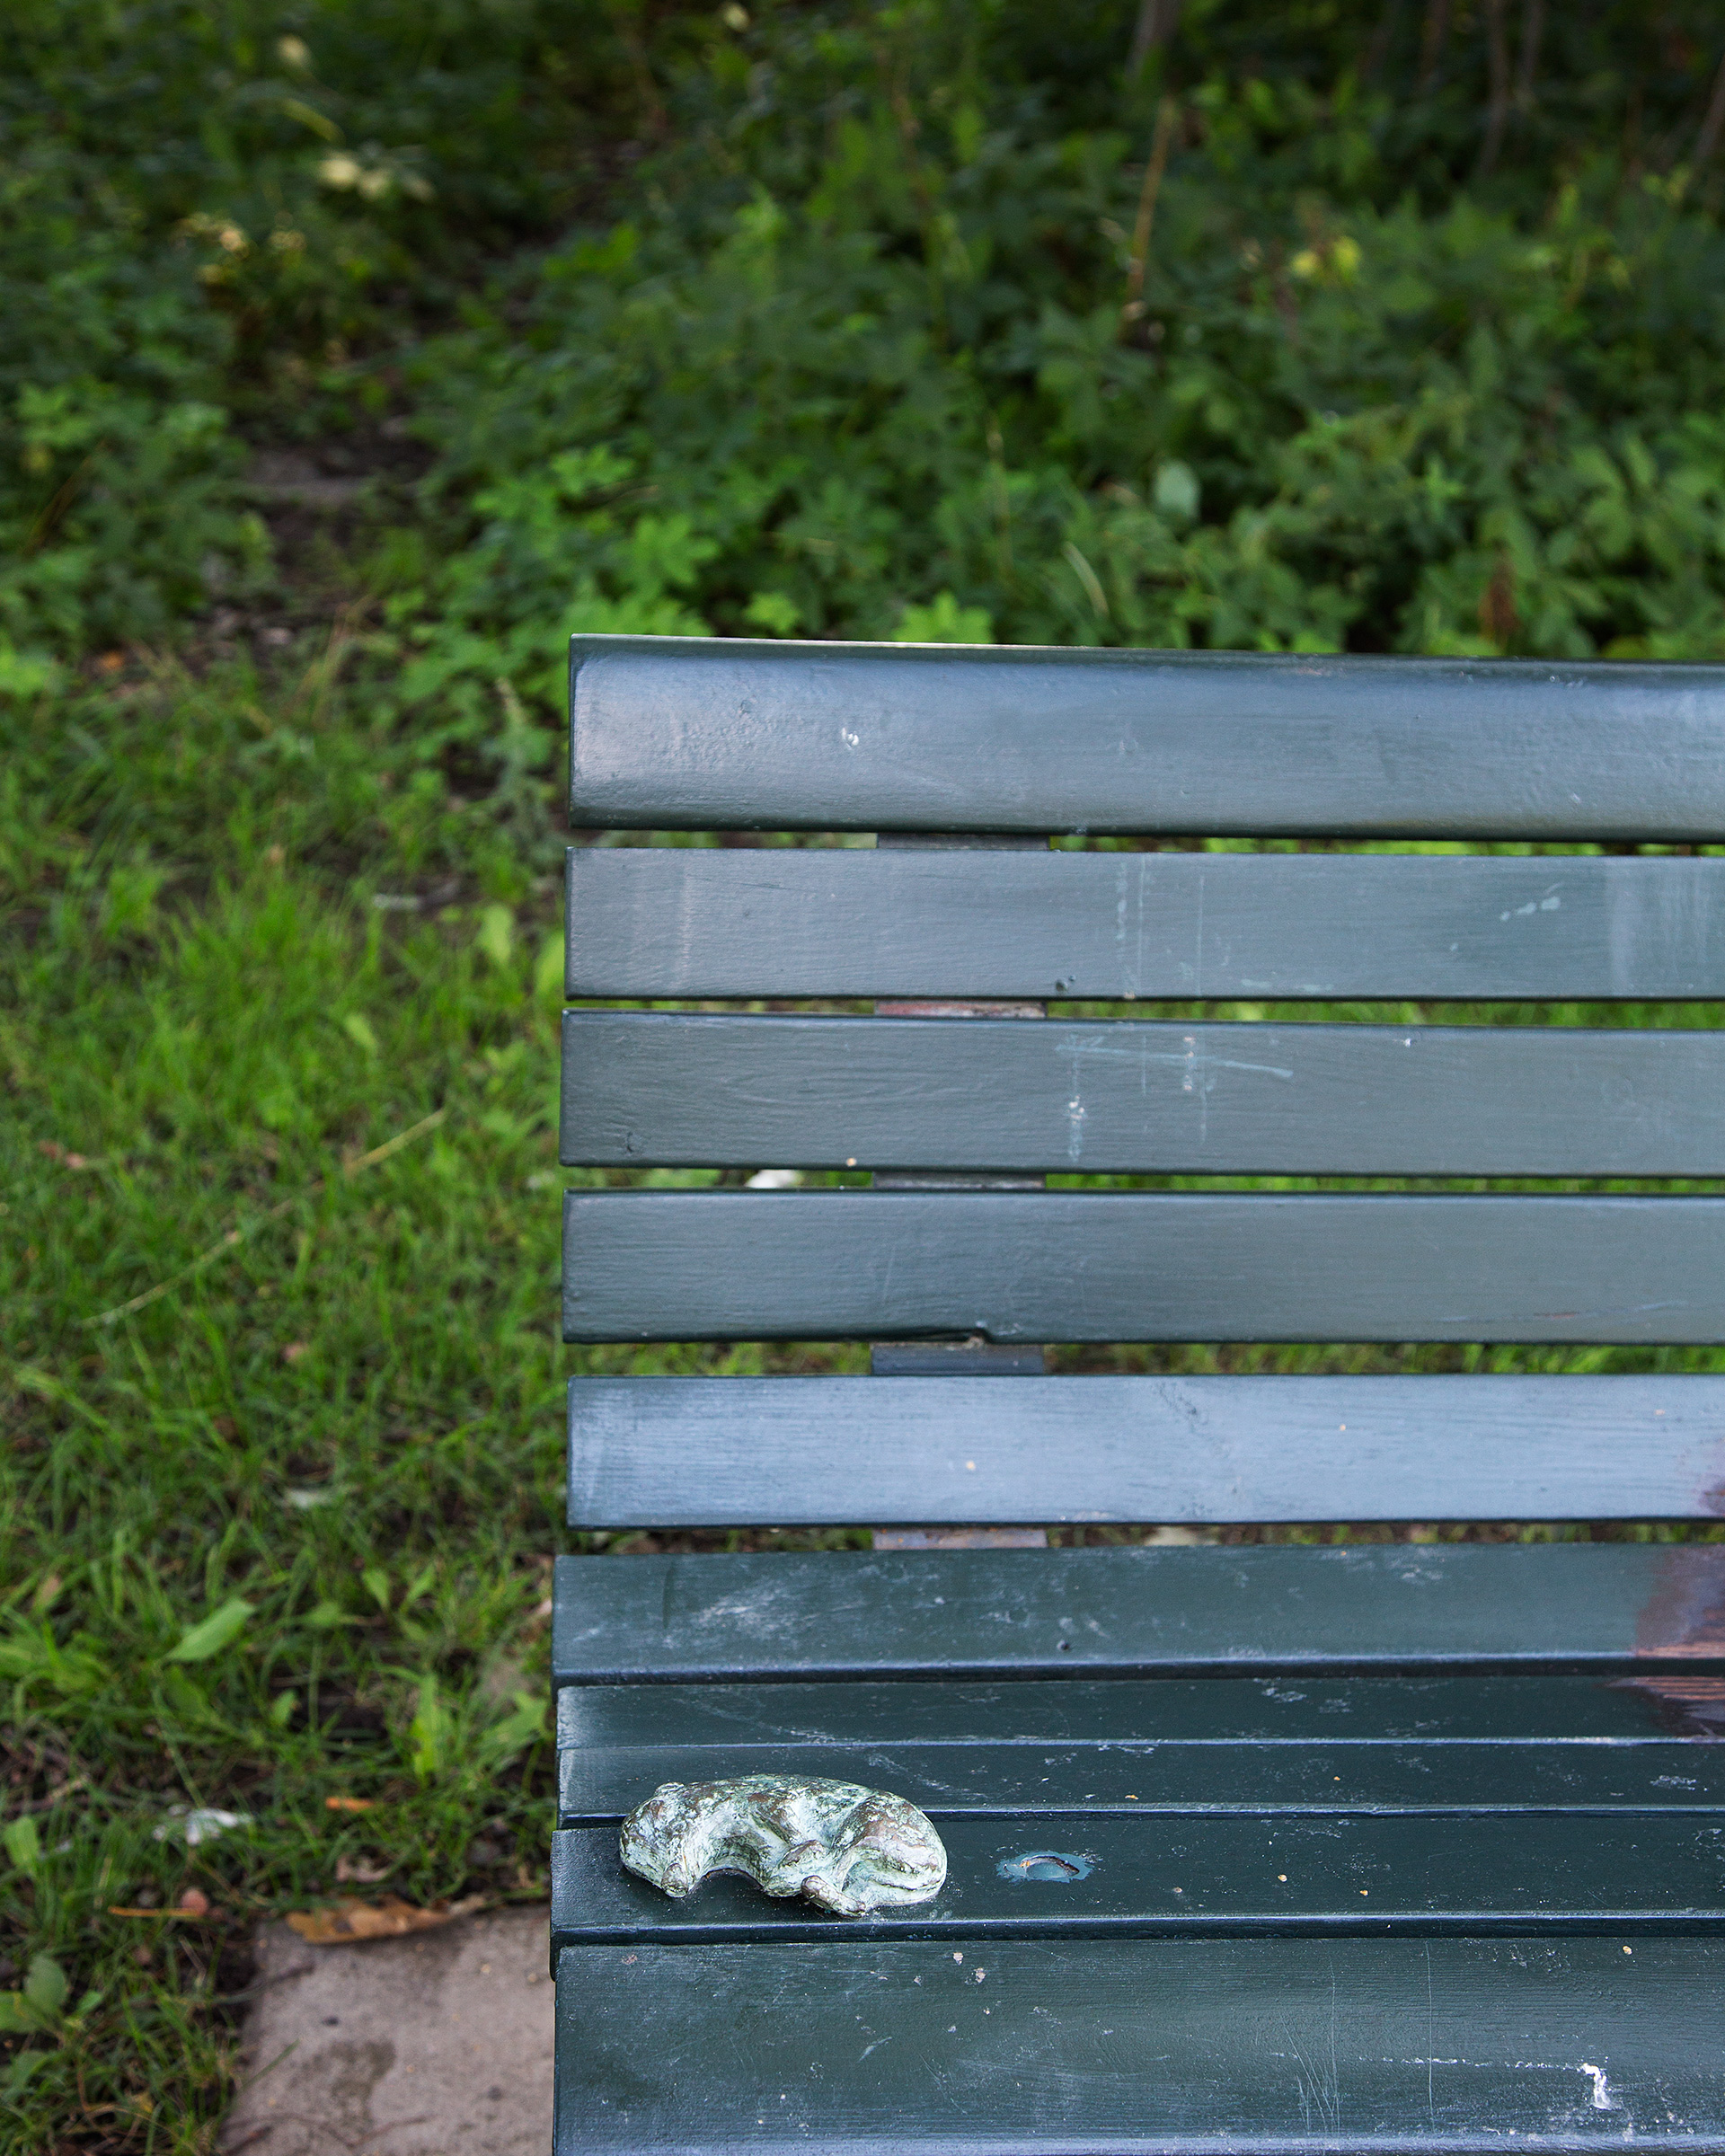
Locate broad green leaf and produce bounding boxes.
[3,2045,48,2093]
[165,1596,254,1663]
[476,905,515,966]
[3,1815,40,1874]
[24,1954,66,2020]
[481,1689,548,1770]
[409,1674,455,1783]
[533,932,564,1001]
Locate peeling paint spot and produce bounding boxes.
[1066,1091,1086,1162]
[1579,2063,1619,2111]
[998,1851,1093,1882]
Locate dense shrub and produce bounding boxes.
[397,2,1725,744]
[8,0,1725,716]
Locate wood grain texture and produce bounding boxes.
[559,1737,1725,1823]
[556,1673,1723,1754]
[550,1815,1725,1943]
[562,1012,1725,1175]
[553,1934,1725,2151]
[568,634,1725,838]
[564,845,1725,1002]
[554,1670,1725,1821]
[561,1191,1725,1344]
[549,1542,1725,1683]
[565,1374,1725,1527]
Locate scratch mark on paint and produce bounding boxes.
[1055,1032,1295,1082]
[1183,1034,1208,1147]
[1136,854,1147,1002]
[1579,2063,1618,2111]
[1195,870,1206,1001]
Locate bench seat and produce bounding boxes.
[554,1934,1725,2152]
[551,1543,1725,2149]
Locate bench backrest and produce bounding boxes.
[561,635,1725,1533]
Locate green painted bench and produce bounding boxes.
[550,635,1725,2153]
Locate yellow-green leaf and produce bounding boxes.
[166,1597,255,1663]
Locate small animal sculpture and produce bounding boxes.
[620,1774,947,1917]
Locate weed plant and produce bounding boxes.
[6,0,1725,2144]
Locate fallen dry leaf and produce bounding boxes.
[285,1894,485,1946]
[323,1794,375,1813]
[335,1853,392,1885]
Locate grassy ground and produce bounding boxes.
[10,2,1725,2145]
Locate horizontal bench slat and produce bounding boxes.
[557,1738,1725,1822]
[566,1374,1725,1527]
[554,1934,1725,2152]
[556,1671,1725,1820]
[550,1815,1725,1944]
[563,1013,1725,1174]
[556,1673,1713,1753]
[565,847,1725,1000]
[569,635,1725,838]
[550,1543,1725,1682]
[562,1191,1725,1344]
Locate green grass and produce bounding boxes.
[0,645,888,2143]
[11,0,1725,2142]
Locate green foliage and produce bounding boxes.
[394,9,1725,729]
[7,0,1725,699]
[0,0,671,674]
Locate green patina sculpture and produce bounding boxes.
[620,1774,948,1918]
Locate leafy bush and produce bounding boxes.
[396,3,1725,740]
[0,0,662,674]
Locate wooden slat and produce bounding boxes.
[550,1543,1725,1683]
[568,635,1725,838]
[555,1935,1725,2151]
[564,846,1725,1001]
[566,1374,1725,1528]
[559,1739,1725,1823]
[554,1672,1725,1821]
[550,1815,1725,1944]
[561,1191,1725,1345]
[556,1674,1722,1753]
[563,1012,1725,1175]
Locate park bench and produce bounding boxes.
[548,634,1725,2153]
